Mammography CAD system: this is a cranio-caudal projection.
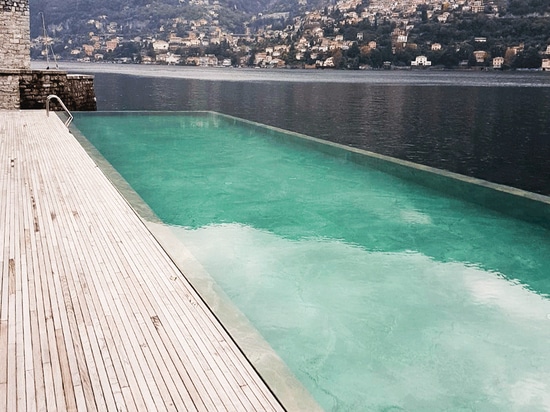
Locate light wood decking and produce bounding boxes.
[0,111,286,411]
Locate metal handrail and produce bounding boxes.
[46,94,73,127]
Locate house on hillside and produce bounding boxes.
[156,52,181,65]
[473,50,488,63]
[492,56,504,69]
[152,40,169,52]
[471,0,484,13]
[105,39,118,52]
[82,44,95,56]
[323,56,335,67]
[437,12,450,23]
[411,55,431,66]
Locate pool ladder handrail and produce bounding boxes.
[46,94,73,127]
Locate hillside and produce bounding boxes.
[29,0,313,38]
[28,0,550,69]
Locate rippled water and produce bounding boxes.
[49,62,550,195]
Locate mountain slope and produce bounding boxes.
[29,0,283,38]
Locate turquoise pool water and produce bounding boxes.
[73,112,550,411]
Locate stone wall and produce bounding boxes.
[19,70,97,111]
[66,74,97,111]
[0,0,31,70]
[0,70,97,111]
[0,69,20,109]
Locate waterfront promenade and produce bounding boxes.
[0,111,285,411]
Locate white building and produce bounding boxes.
[411,55,431,66]
[492,56,504,69]
[152,40,169,52]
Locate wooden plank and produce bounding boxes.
[20,144,37,412]
[36,118,155,412]
[25,167,50,412]
[0,113,11,412]
[0,111,287,412]
[46,194,114,412]
[8,123,20,412]
[25,137,61,412]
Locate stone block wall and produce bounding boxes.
[0,0,31,70]
[0,70,96,111]
[66,74,97,111]
[19,70,97,111]
[0,69,20,109]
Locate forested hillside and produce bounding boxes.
[29,0,306,37]
[31,0,257,38]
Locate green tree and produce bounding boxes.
[346,43,361,59]
[512,47,543,68]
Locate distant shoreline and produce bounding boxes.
[32,58,547,72]
[31,60,550,87]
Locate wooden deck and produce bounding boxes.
[0,111,286,411]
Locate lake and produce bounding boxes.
[55,62,550,196]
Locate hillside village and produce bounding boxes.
[31,0,550,70]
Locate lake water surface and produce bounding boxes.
[56,62,550,196]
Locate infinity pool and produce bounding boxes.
[73,112,550,411]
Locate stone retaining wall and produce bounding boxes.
[0,70,20,109]
[19,70,97,111]
[0,0,31,70]
[0,70,97,111]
